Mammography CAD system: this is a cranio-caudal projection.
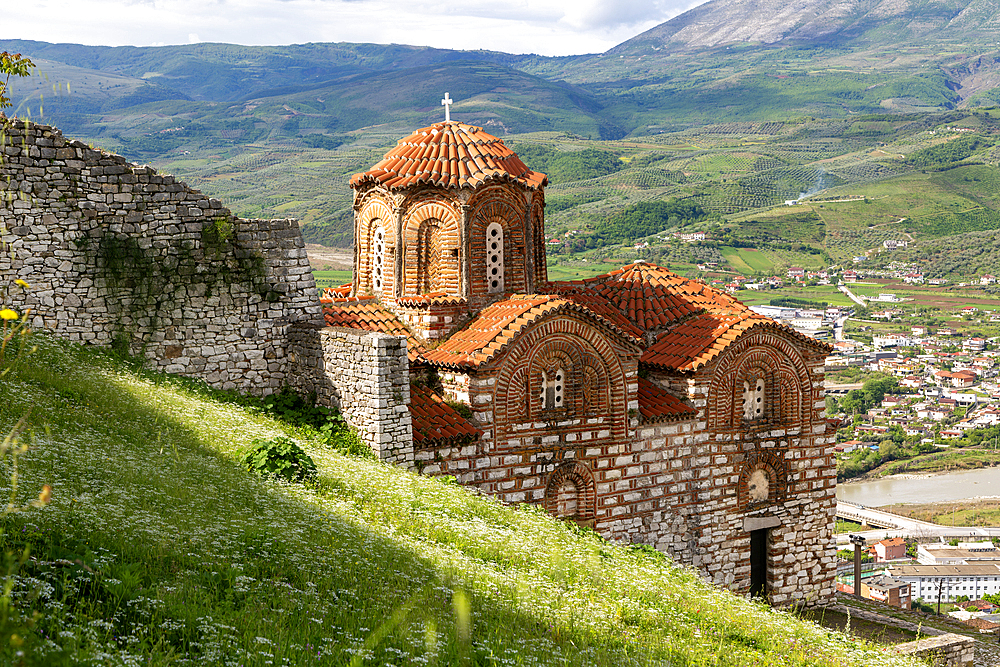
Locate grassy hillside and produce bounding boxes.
[0,335,921,666]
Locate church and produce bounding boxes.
[321,116,838,607]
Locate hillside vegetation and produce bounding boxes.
[0,335,921,665]
[8,7,1000,279]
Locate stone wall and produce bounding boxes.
[0,118,322,393]
[893,634,974,667]
[288,324,413,465]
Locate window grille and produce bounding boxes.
[742,378,765,420]
[372,227,385,293]
[541,368,564,409]
[486,222,504,293]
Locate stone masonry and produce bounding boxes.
[0,118,323,393]
[287,324,413,464]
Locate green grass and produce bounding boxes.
[312,269,353,289]
[720,247,776,274]
[545,260,625,281]
[872,449,1000,477]
[0,335,923,665]
[835,519,863,534]
[891,499,1000,527]
[735,285,855,307]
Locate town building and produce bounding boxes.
[887,564,1000,603]
[861,575,911,609]
[918,543,1000,565]
[871,537,907,562]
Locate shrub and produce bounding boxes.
[324,426,373,459]
[239,436,317,482]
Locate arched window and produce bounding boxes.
[742,377,765,421]
[486,221,505,293]
[555,480,579,518]
[416,218,441,294]
[541,367,564,410]
[372,227,385,294]
[544,462,596,524]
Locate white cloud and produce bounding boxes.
[1,0,704,56]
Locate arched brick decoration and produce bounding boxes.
[403,202,460,296]
[531,199,546,285]
[707,328,813,434]
[469,187,528,296]
[505,366,529,424]
[545,461,596,522]
[495,312,628,442]
[580,352,610,416]
[356,196,395,296]
[737,450,789,509]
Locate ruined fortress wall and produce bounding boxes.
[0,119,323,393]
[287,324,413,465]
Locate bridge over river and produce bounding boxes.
[835,501,1000,546]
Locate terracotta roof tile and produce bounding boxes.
[350,121,547,192]
[409,384,480,447]
[637,377,698,423]
[320,284,353,301]
[642,311,831,372]
[547,261,749,334]
[322,298,426,362]
[397,293,466,308]
[423,294,642,369]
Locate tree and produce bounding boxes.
[0,52,35,110]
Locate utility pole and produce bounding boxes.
[850,534,867,600]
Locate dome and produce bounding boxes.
[350,121,547,191]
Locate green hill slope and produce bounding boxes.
[0,335,921,665]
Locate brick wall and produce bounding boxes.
[0,118,322,393]
[351,181,546,320]
[288,324,413,465]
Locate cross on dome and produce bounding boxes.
[441,92,453,122]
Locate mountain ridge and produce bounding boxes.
[611,0,1000,52]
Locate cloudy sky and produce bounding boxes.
[4,0,704,56]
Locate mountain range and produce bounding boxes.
[5,0,1000,145]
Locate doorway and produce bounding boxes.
[750,528,768,599]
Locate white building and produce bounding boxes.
[873,334,913,349]
[749,305,796,319]
[887,564,1000,603]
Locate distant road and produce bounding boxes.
[833,314,849,341]
[835,500,1000,545]
[838,283,866,307]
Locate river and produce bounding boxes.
[837,466,1000,506]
